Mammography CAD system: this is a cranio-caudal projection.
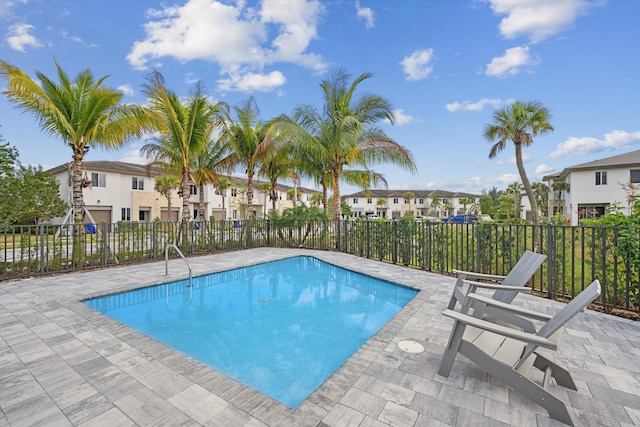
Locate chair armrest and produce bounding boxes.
[467,293,554,321]
[452,269,507,282]
[442,309,557,350]
[460,279,532,293]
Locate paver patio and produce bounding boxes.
[1,248,639,426]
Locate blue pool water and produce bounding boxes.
[85,256,418,407]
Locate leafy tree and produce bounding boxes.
[340,200,353,219]
[484,101,554,223]
[0,59,157,222]
[154,175,181,222]
[459,197,474,214]
[141,71,224,222]
[0,136,66,225]
[497,194,516,222]
[479,195,494,216]
[258,142,292,213]
[430,194,442,217]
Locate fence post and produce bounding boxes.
[245,219,251,248]
[546,223,554,299]
[102,223,108,266]
[39,224,45,274]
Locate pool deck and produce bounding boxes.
[1,248,639,426]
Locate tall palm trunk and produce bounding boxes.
[515,143,538,223]
[181,167,191,222]
[72,154,85,222]
[331,168,341,220]
[198,183,206,221]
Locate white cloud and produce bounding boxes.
[126,0,326,93]
[355,0,375,29]
[119,145,148,165]
[390,109,415,125]
[6,23,42,51]
[117,84,135,97]
[217,70,286,93]
[485,45,538,78]
[487,0,600,43]
[445,98,514,112]
[401,48,434,81]
[549,130,640,158]
[535,163,555,175]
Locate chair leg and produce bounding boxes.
[459,342,574,426]
[438,319,466,378]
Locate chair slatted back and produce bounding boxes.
[493,250,547,304]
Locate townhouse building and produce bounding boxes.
[46,161,319,225]
[341,189,480,219]
[543,149,640,225]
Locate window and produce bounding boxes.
[367,198,372,204]
[189,184,197,195]
[132,177,144,190]
[631,169,640,184]
[91,172,106,188]
[393,198,399,204]
[595,171,607,186]
[418,198,424,204]
[121,208,131,221]
[139,210,146,221]
[232,209,238,219]
[353,198,358,204]
[442,198,449,204]
[231,188,238,197]
[193,209,198,219]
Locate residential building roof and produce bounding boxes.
[341,189,480,199]
[46,161,321,194]
[544,149,640,180]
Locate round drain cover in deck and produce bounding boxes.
[398,340,424,353]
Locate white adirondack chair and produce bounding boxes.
[438,279,601,426]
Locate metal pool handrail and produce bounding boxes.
[165,244,193,287]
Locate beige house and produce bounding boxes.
[341,189,480,219]
[46,161,320,225]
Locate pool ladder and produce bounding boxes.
[165,244,193,287]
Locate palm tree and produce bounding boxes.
[507,181,525,221]
[483,101,554,224]
[141,71,223,222]
[273,69,417,220]
[459,197,473,214]
[0,59,157,222]
[403,191,414,216]
[532,181,549,221]
[430,194,442,218]
[220,97,268,217]
[191,138,232,222]
[154,175,180,222]
[257,141,294,213]
[215,177,233,220]
[376,198,387,216]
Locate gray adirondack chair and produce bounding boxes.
[438,279,601,426]
[449,250,547,332]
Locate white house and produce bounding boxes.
[341,189,480,219]
[46,161,320,224]
[543,149,640,225]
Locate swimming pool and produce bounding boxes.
[85,256,418,407]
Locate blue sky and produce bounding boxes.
[1,0,639,195]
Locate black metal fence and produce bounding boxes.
[2,219,638,317]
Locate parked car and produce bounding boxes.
[443,214,478,224]
[480,214,493,222]
[416,216,440,223]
